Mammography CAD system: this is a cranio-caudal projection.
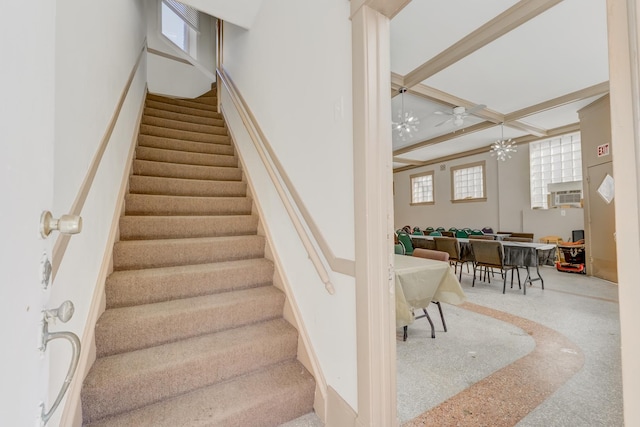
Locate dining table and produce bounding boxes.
[409,235,556,290]
[394,254,466,330]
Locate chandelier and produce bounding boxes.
[393,87,419,139]
[490,123,517,161]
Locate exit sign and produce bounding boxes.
[597,143,610,157]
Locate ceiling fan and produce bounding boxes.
[434,104,486,127]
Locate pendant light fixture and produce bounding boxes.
[490,122,517,161]
[393,87,419,139]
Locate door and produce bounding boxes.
[586,161,618,282]
[0,1,56,425]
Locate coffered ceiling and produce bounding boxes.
[389,0,609,171]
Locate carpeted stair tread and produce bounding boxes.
[84,359,315,427]
[136,146,235,167]
[129,175,246,197]
[82,318,298,423]
[106,258,274,308]
[95,285,285,357]
[124,193,252,216]
[113,235,266,270]
[82,90,315,426]
[132,159,242,181]
[146,93,218,112]
[142,115,227,136]
[143,107,224,127]
[190,96,217,106]
[119,214,259,240]
[138,134,233,156]
[145,99,222,119]
[140,123,230,144]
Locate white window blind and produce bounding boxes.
[529,133,582,209]
[163,0,199,30]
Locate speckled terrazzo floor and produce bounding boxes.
[398,265,622,427]
[283,265,622,427]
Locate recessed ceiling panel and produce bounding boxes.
[390,0,519,75]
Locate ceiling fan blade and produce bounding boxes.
[435,117,453,127]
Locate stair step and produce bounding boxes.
[94,285,284,357]
[133,159,242,181]
[136,146,236,167]
[142,115,227,136]
[82,318,297,423]
[113,235,265,270]
[145,99,222,119]
[143,107,225,127]
[146,93,218,112]
[84,360,315,427]
[140,123,230,144]
[119,214,258,240]
[190,96,217,105]
[138,134,234,156]
[124,194,252,216]
[129,175,246,197]
[106,258,274,308]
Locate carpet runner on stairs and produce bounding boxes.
[81,88,315,426]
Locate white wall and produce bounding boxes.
[221,0,357,409]
[393,145,585,241]
[51,1,147,424]
[0,1,55,425]
[145,0,216,98]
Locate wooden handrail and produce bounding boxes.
[51,40,147,280]
[217,67,356,294]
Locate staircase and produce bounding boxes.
[81,89,315,426]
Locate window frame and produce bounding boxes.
[529,133,583,209]
[160,0,199,59]
[450,160,487,203]
[410,170,435,206]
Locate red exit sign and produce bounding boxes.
[597,143,610,157]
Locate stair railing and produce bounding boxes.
[217,67,355,295]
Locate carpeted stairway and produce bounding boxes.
[81,88,315,426]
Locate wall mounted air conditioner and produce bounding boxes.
[548,181,583,208]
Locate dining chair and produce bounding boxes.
[504,236,533,242]
[429,231,442,236]
[469,234,493,240]
[394,243,405,255]
[433,236,467,280]
[510,232,534,240]
[482,227,494,234]
[455,229,469,238]
[441,231,454,237]
[470,229,485,236]
[406,248,450,339]
[436,227,446,232]
[469,240,521,293]
[396,231,415,255]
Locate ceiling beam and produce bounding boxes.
[505,81,610,121]
[351,0,412,19]
[393,122,580,173]
[393,121,495,156]
[402,0,565,88]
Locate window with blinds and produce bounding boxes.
[529,133,582,209]
[410,171,434,205]
[450,161,486,202]
[160,0,199,58]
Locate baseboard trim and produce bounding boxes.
[325,386,357,427]
[58,86,147,427]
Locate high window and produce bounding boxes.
[451,161,486,202]
[161,0,199,58]
[529,133,582,209]
[410,171,434,205]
